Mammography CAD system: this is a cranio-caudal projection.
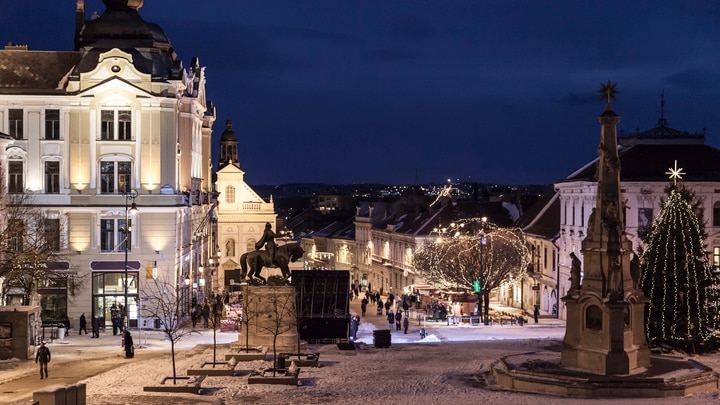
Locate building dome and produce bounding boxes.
[75,0,181,80]
[220,120,238,142]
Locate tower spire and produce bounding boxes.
[657,90,668,127]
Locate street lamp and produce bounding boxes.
[122,190,138,330]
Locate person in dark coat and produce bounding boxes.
[533,305,540,324]
[361,297,368,317]
[202,302,210,328]
[387,310,395,330]
[79,313,88,335]
[91,316,100,338]
[403,314,409,334]
[395,309,403,331]
[123,330,134,358]
[36,341,51,379]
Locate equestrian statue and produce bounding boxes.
[239,223,304,284]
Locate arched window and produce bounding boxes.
[225,185,235,203]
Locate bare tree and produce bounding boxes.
[0,190,85,310]
[207,293,224,367]
[413,219,529,324]
[142,276,196,384]
[239,284,259,352]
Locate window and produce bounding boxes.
[714,247,720,270]
[45,161,60,194]
[45,218,60,251]
[100,218,131,252]
[9,109,23,139]
[100,110,132,141]
[45,110,60,140]
[638,208,652,236]
[225,185,235,203]
[714,202,720,227]
[118,111,132,140]
[8,219,24,252]
[100,161,132,193]
[101,111,114,140]
[8,160,24,194]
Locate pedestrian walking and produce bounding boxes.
[361,297,368,317]
[384,299,391,315]
[349,315,360,340]
[35,341,51,379]
[191,305,199,328]
[377,299,383,316]
[123,330,134,358]
[79,313,88,335]
[202,302,210,328]
[395,309,402,331]
[387,310,395,330]
[403,315,409,334]
[91,316,100,338]
[534,305,540,324]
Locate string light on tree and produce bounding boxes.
[639,163,720,352]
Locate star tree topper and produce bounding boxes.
[665,160,685,185]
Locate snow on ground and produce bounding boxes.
[3,302,720,404]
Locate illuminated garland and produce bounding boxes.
[639,186,720,350]
[413,218,530,294]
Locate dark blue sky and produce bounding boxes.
[3,1,720,186]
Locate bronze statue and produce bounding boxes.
[255,222,277,265]
[240,243,304,284]
[569,252,582,291]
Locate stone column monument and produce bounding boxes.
[561,82,650,375]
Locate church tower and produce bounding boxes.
[219,119,239,168]
[561,82,650,375]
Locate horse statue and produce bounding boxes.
[239,243,304,284]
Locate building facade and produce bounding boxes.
[0,1,216,329]
[214,120,278,289]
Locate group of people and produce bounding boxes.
[78,312,101,338]
[387,307,410,334]
[191,292,228,329]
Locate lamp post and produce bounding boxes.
[122,190,138,330]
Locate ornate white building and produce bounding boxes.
[0,0,216,329]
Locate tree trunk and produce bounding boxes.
[483,290,490,325]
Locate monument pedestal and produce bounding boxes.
[238,285,301,353]
[561,292,649,375]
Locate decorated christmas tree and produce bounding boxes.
[639,164,720,352]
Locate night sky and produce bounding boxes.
[3,1,719,186]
